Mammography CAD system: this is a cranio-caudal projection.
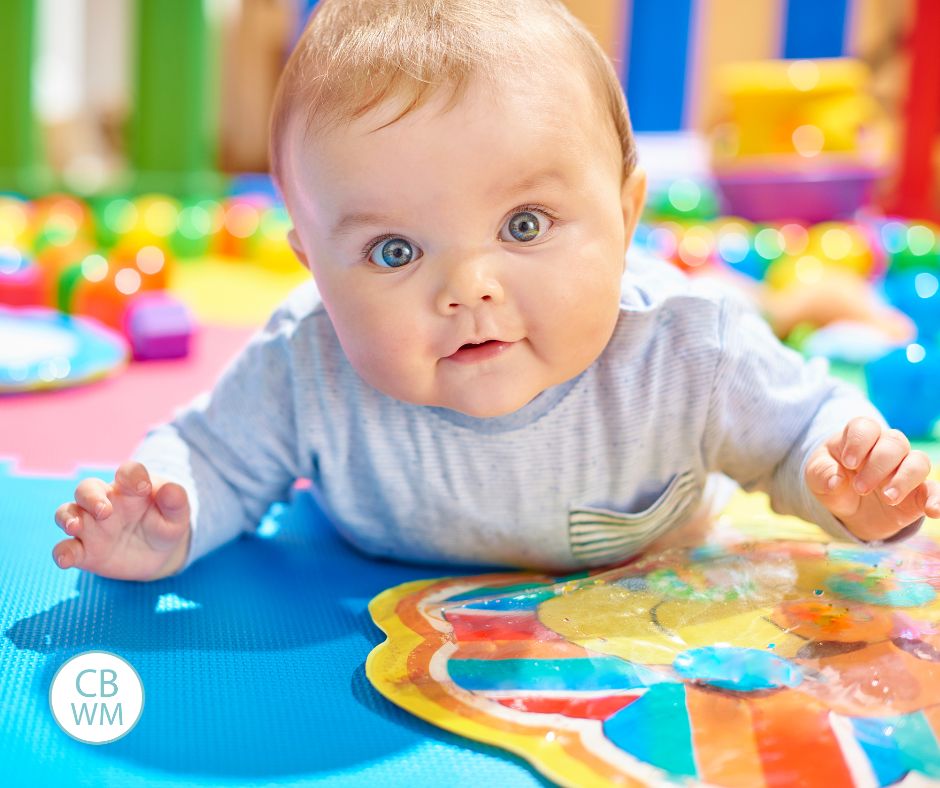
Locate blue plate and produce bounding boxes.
[0,307,129,393]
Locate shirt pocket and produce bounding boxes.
[568,470,700,565]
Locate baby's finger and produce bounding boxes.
[52,537,86,570]
[113,461,152,497]
[805,448,846,495]
[74,478,112,520]
[154,482,190,527]
[880,450,930,505]
[840,417,882,470]
[925,479,940,519]
[853,429,909,494]
[54,502,86,536]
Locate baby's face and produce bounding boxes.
[285,64,645,418]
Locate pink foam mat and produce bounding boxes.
[0,323,256,476]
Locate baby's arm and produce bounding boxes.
[52,301,308,579]
[703,294,932,544]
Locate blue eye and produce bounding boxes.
[368,237,417,268]
[501,206,554,243]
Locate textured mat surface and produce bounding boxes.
[0,461,549,787]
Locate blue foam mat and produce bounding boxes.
[0,461,550,787]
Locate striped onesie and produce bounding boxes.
[134,255,914,574]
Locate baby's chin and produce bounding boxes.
[359,366,550,419]
[426,386,545,419]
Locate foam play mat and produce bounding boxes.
[367,531,940,787]
[0,462,551,786]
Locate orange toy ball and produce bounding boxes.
[70,248,169,330]
[113,245,173,291]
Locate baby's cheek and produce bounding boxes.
[346,318,435,402]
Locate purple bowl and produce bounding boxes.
[715,166,884,223]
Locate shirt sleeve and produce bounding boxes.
[702,294,923,545]
[131,306,308,573]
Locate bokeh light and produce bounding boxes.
[794,255,824,284]
[754,228,784,260]
[0,247,26,275]
[880,221,908,255]
[114,268,142,295]
[906,343,926,364]
[102,199,138,236]
[667,180,702,214]
[914,272,939,299]
[780,223,809,256]
[135,246,165,275]
[80,253,108,282]
[907,225,935,257]
[787,60,820,91]
[820,228,852,261]
[792,125,824,157]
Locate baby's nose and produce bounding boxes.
[435,255,505,313]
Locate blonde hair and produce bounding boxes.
[269,0,636,192]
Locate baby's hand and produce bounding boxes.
[52,461,192,581]
[805,417,940,541]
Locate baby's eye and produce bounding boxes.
[500,206,554,244]
[367,237,420,268]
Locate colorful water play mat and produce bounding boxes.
[368,500,940,788]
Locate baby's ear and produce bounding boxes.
[620,167,647,256]
[287,228,311,270]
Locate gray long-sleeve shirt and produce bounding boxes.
[134,256,913,574]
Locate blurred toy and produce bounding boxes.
[0,306,128,393]
[123,292,194,360]
[112,194,181,257]
[710,58,887,222]
[803,322,903,365]
[214,194,269,258]
[882,268,940,344]
[865,343,940,438]
[0,196,32,248]
[71,247,170,331]
[0,190,305,367]
[251,204,301,270]
[171,200,218,259]
[0,248,42,306]
[880,220,940,273]
[885,0,940,221]
[644,179,720,223]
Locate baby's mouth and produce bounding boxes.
[446,338,516,364]
[459,339,499,351]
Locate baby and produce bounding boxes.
[53,0,939,581]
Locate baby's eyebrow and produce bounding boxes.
[329,168,567,241]
[330,210,398,241]
[489,168,568,199]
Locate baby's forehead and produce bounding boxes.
[306,90,578,183]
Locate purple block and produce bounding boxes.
[123,292,194,360]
